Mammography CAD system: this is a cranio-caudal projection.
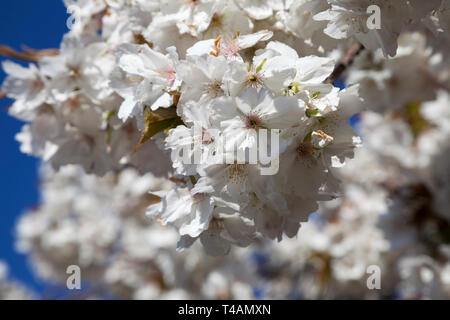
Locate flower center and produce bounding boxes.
[226,163,248,184]
[157,67,176,85]
[295,141,317,168]
[68,66,80,79]
[204,81,223,97]
[222,40,240,59]
[245,113,263,130]
[246,72,262,88]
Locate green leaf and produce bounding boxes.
[133,108,183,154]
[256,58,267,73]
[104,110,116,121]
[305,108,319,118]
[189,176,197,185]
[404,101,429,139]
[303,131,313,142]
[311,91,321,99]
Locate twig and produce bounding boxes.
[0,45,59,62]
[0,92,5,99]
[324,42,364,84]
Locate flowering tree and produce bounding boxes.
[1,0,449,299]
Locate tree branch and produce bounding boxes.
[324,42,364,84]
[0,45,59,62]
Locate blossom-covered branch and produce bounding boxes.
[1,0,449,266]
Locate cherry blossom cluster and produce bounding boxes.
[1,0,448,258]
[16,165,260,299]
[7,30,450,296]
[14,132,450,299]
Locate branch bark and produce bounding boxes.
[0,45,59,62]
[324,42,364,84]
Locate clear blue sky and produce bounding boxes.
[0,0,68,294]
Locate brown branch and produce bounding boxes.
[0,92,5,99]
[0,45,59,62]
[324,42,364,84]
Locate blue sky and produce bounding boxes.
[0,1,68,294]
